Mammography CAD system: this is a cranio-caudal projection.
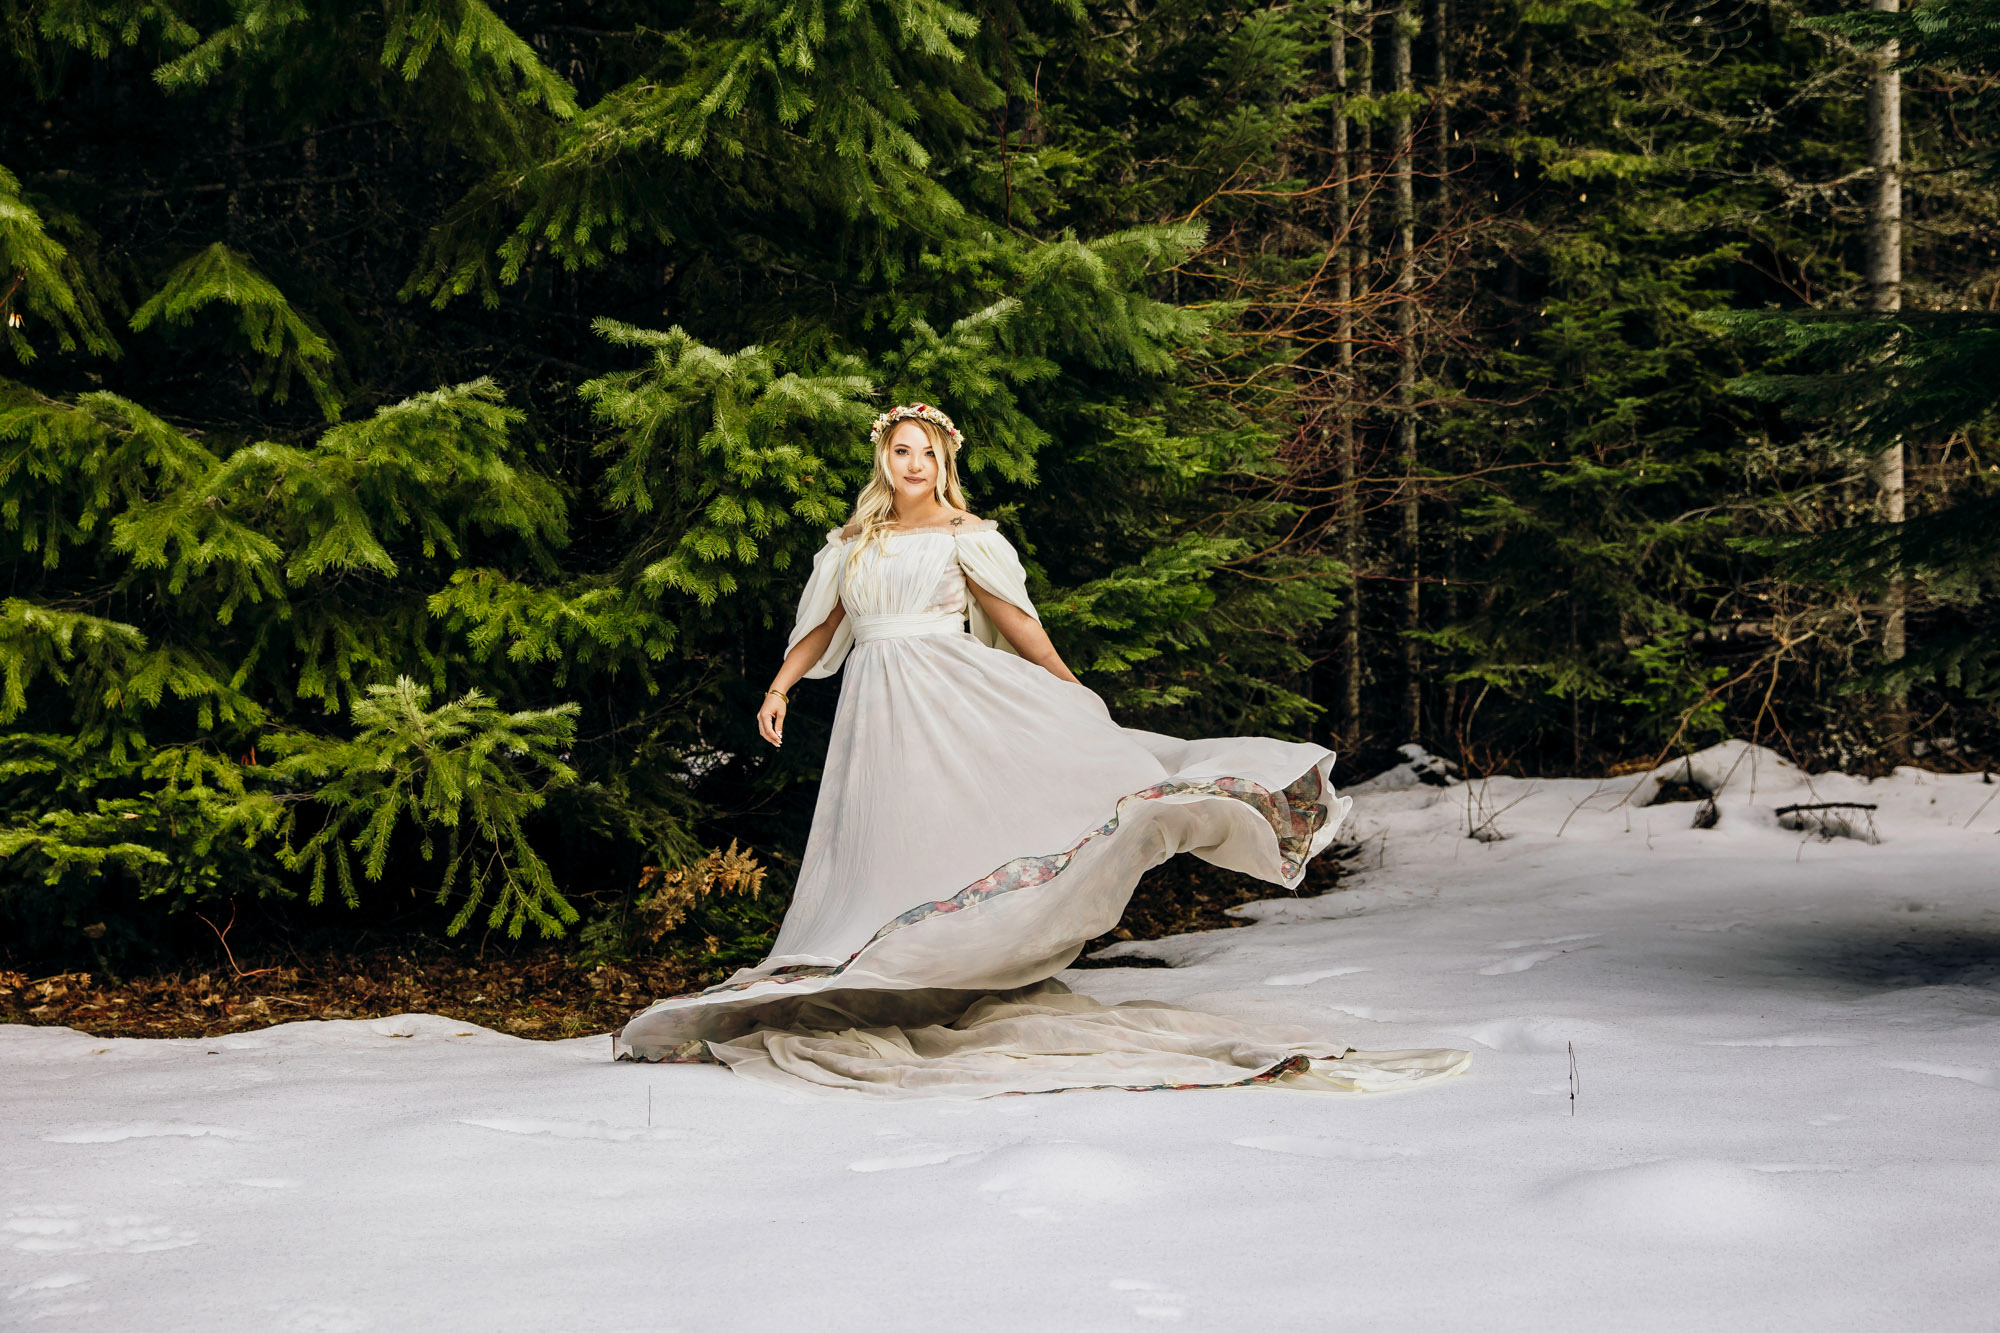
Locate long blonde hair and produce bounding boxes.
[843,417,969,575]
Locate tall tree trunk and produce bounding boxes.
[301,122,318,239]
[1392,0,1421,743]
[1345,6,1377,748]
[1432,0,1450,204]
[1356,22,1374,281]
[1430,0,1456,746]
[226,105,246,246]
[1333,7,1363,749]
[1867,0,1906,752]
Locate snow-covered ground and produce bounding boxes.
[5,740,1998,1331]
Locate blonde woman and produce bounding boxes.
[619,404,1469,1098]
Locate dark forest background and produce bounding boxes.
[1,0,1994,981]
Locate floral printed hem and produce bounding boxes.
[615,765,1332,1053]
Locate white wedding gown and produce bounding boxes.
[618,522,1470,1098]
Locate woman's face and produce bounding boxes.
[885,421,941,504]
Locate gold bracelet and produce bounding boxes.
[764,688,789,703]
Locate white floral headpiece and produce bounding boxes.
[869,402,965,451]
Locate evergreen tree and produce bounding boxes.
[3,0,1995,971]
[1712,0,2000,719]
[0,0,1341,967]
[1401,0,1994,771]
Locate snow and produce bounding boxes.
[5,740,1999,1330]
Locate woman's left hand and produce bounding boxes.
[757,692,787,747]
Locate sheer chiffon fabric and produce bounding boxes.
[617,522,1470,1098]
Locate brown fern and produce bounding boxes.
[631,841,768,943]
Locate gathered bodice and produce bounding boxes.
[837,530,976,620]
[784,520,1039,679]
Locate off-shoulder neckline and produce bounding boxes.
[829,518,999,541]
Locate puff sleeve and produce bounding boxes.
[953,528,1041,660]
[786,530,855,678]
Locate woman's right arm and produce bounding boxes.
[757,602,846,747]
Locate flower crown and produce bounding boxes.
[868,402,965,451]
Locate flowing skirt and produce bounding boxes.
[617,632,1470,1098]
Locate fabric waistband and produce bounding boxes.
[849,611,966,644]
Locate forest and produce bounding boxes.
[0,0,1994,987]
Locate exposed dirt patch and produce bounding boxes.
[4,849,1350,1037]
[0,949,710,1042]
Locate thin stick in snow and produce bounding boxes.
[1466,779,1535,842]
[1555,781,1611,839]
[1961,779,1998,831]
[1568,1041,1578,1117]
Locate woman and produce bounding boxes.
[618,404,1468,1097]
